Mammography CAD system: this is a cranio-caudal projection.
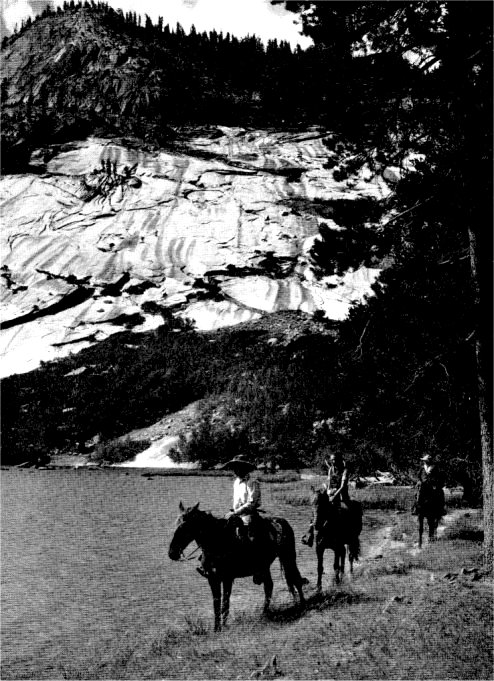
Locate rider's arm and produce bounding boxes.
[233,479,261,514]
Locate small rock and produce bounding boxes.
[63,366,87,377]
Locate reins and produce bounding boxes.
[179,544,202,561]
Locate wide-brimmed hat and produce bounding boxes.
[420,454,434,462]
[220,455,256,472]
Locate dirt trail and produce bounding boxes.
[365,507,476,561]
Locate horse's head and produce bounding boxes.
[168,501,202,561]
[310,485,331,529]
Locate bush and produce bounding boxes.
[88,438,150,465]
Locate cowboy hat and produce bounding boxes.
[220,455,256,472]
[420,454,434,462]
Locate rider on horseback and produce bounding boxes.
[326,452,350,507]
[197,455,269,583]
[224,454,262,536]
[413,453,446,516]
[302,452,350,547]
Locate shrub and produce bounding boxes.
[88,437,150,465]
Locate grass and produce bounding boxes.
[79,529,488,680]
[46,560,493,680]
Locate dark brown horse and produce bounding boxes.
[310,487,362,591]
[168,502,305,631]
[415,480,445,548]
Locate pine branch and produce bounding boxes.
[380,198,432,229]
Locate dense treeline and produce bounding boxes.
[0,2,412,172]
[0,314,339,470]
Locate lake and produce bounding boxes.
[1,469,307,678]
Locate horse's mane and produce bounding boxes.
[313,487,330,507]
[195,508,228,530]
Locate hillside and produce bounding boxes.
[0,3,412,172]
[1,5,174,168]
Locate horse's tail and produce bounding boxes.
[271,517,305,592]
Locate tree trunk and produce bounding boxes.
[468,225,493,571]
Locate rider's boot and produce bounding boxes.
[196,555,214,579]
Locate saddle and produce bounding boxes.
[228,511,267,544]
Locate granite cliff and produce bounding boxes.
[1,127,393,377]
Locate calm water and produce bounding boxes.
[1,469,292,677]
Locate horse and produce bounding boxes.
[168,502,306,631]
[310,487,362,591]
[414,480,445,548]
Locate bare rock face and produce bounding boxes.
[0,127,390,377]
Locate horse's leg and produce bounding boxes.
[208,577,222,632]
[316,544,324,592]
[263,570,273,613]
[418,515,424,548]
[333,549,341,584]
[340,545,346,581]
[296,575,305,605]
[348,543,354,575]
[429,516,438,542]
[282,562,296,600]
[221,577,233,628]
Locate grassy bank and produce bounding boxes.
[52,508,490,680]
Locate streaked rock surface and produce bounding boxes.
[1,127,390,377]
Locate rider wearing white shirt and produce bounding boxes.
[223,455,268,584]
[197,455,262,579]
[231,474,261,518]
